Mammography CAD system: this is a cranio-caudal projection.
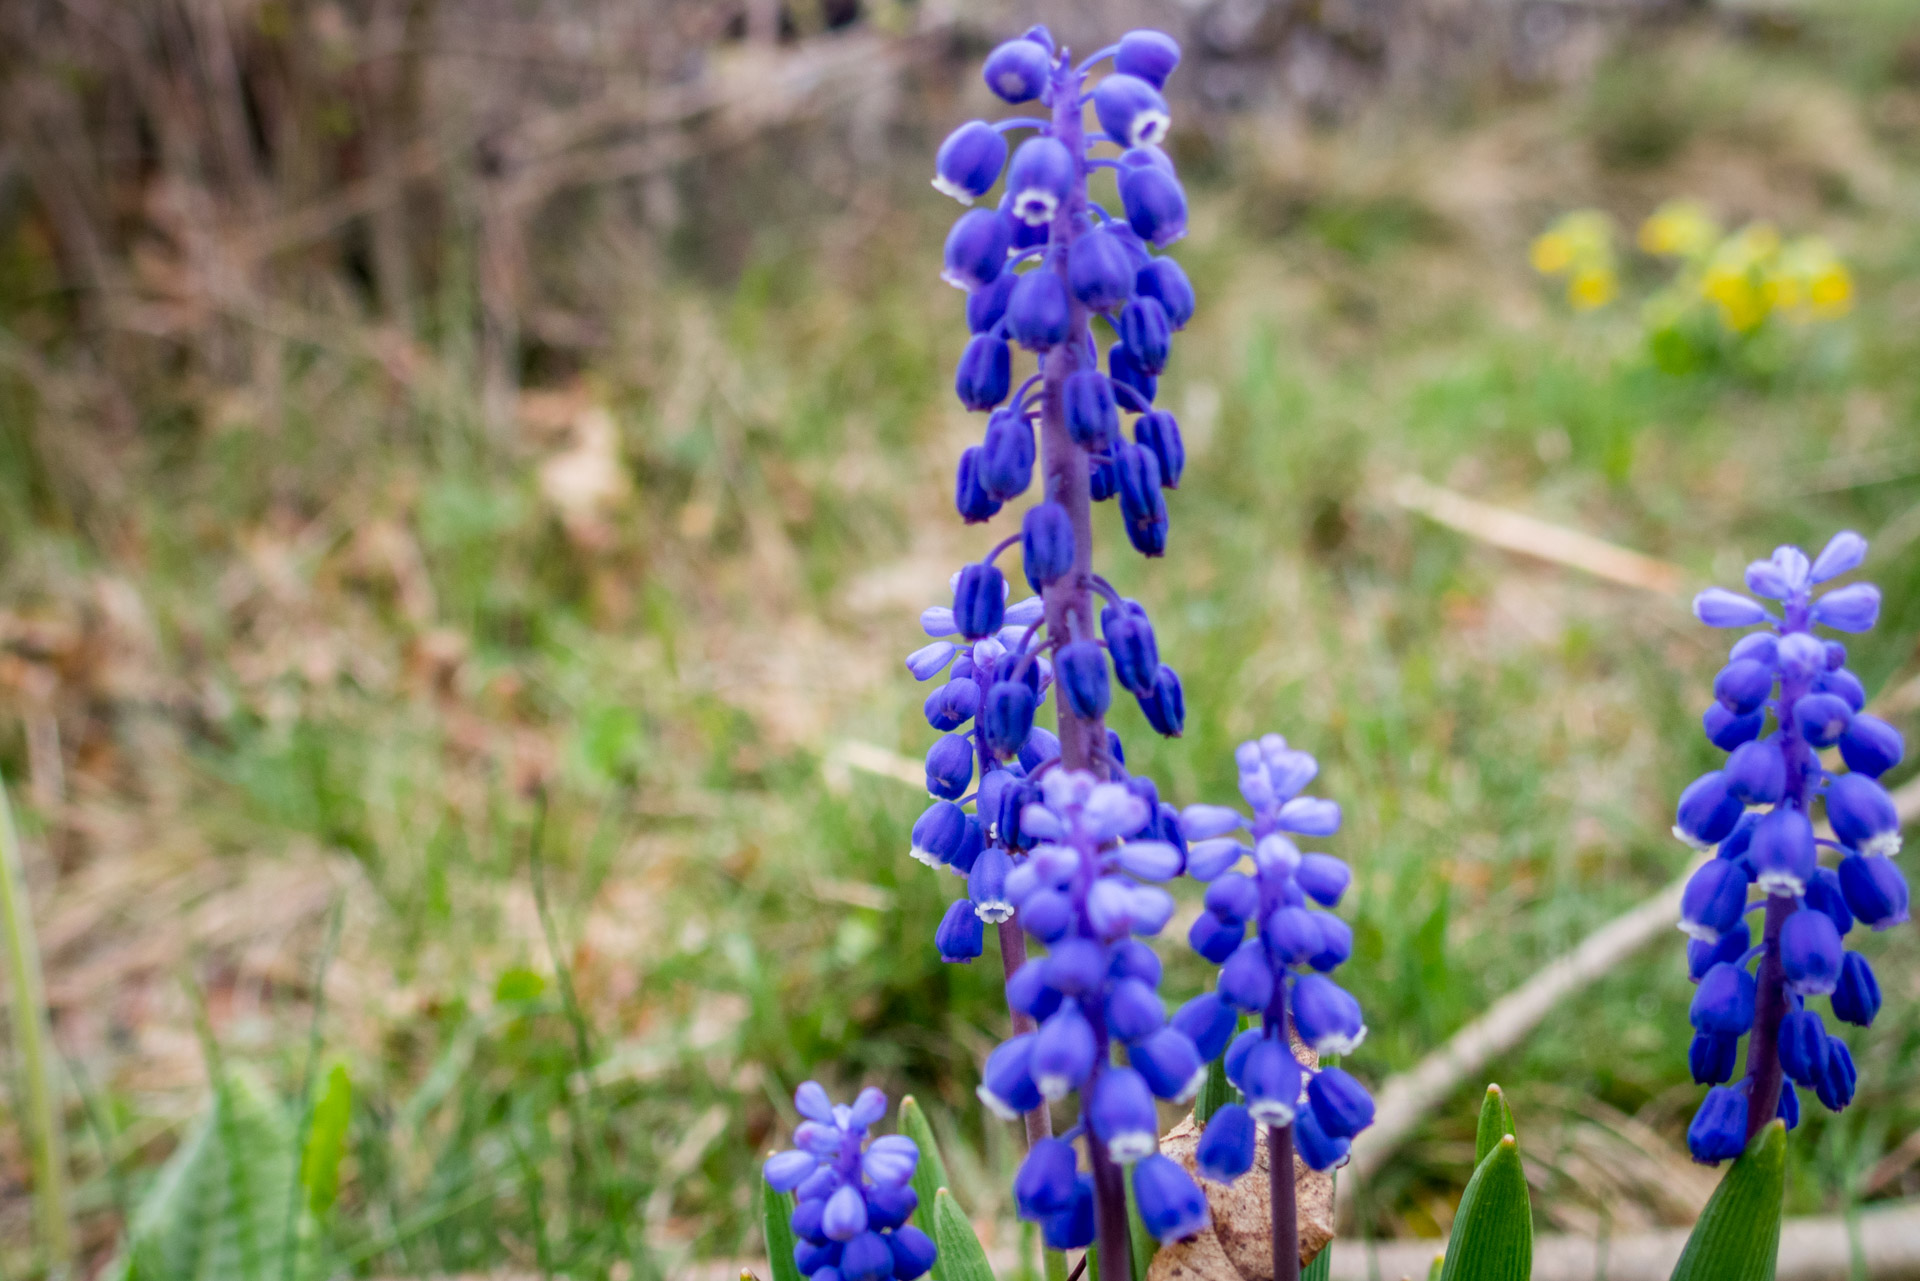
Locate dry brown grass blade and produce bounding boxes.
[1388,475,1688,596]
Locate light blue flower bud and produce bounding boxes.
[1693,587,1771,628]
[1813,582,1880,632]
[1809,529,1867,582]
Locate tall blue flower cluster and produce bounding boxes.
[906,22,1195,976]
[763,1084,939,1281]
[1676,532,1908,1164]
[1175,736,1377,1178]
[936,25,1192,548]
[981,768,1212,1245]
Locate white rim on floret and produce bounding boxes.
[931,175,978,205]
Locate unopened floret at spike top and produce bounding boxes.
[1676,531,1907,1164]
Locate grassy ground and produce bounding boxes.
[4,6,1920,1277]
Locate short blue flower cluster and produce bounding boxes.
[1676,533,1908,1163]
[936,26,1192,555]
[978,768,1211,1244]
[763,1084,938,1281]
[1176,737,1376,1177]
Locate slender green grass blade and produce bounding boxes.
[1436,1135,1532,1281]
[899,1096,955,1281]
[1473,1084,1517,1167]
[1426,1252,1444,1281]
[933,1188,997,1281]
[1668,1121,1786,1281]
[0,774,73,1274]
[761,1177,802,1281]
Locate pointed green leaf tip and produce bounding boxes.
[1426,1253,1444,1281]
[899,1096,955,1281]
[761,1174,803,1281]
[1436,1135,1532,1281]
[1669,1120,1786,1281]
[1474,1083,1517,1168]
[933,1188,996,1281]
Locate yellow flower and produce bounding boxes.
[1772,235,1854,320]
[1568,266,1618,310]
[1809,264,1853,317]
[1639,200,1720,258]
[1531,231,1575,275]
[1532,210,1614,278]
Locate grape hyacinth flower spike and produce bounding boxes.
[917,24,1230,1281]
[764,1083,938,1281]
[1676,532,1907,1163]
[1179,734,1374,1280]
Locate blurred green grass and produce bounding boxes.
[4,5,1920,1275]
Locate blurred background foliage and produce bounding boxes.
[2,0,1920,1275]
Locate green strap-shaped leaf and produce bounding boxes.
[300,1064,353,1218]
[1473,1084,1517,1167]
[1041,1231,1068,1281]
[933,1188,997,1281]
[1668,1121,1786,1281]
[899,1097,955,1281]
[1436,1135,1532,1281]
[761,1177,803,1281]
[1195,1052,1236,1125]
[1302,1171,1334,1281]
[1426,1251,1444,1281]
[1125,1171,1155,1281]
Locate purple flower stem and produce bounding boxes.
[1270,1124,1299,1281]
[1265,983,1301,1281]
[1741,597,1814,1141]
[1034,50,1127,1281]
[1037,61,1107,785]
[997,918,1055,1149]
